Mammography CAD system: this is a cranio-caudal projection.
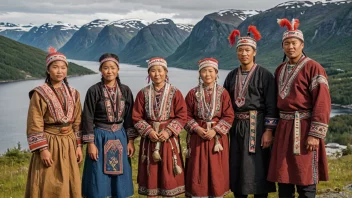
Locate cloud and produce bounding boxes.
[0,0,295,25]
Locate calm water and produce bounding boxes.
[0,60,350,153]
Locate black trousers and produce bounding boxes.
[278,183,316,198]
[234,193,268,198]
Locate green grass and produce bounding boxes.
[1,134,351,198]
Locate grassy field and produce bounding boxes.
[1,132,351,198]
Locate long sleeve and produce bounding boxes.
[165,89,187,137]
[72,91,82,146]
[82,87,97,143]
[213,89,234,135]
[263,70,279,131]
[132,90,153,137]
[123,86,139,140]
[26,91,48,152]
[308,64,331,139]
[184,89,200,134]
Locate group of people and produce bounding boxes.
[25,18,331,198]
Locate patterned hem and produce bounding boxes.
[27,132,48,152]
[309,121,328,138]
[167,120,184,136]
[185,190,231,198]
[138,185,185,196]
[213,119,232,135]
[83,134,95,143]
[185,119,199,133]
[134,120,153,137]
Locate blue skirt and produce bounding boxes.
[82,127,134,198]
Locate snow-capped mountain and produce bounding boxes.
[176,24,194,33]
[83,19,148,60]
[119,18,190,64]
[82,19,109,29]
[216,9,261,20]
[18,21,79,50]
[60,19,110,60]
[0,22,34,40]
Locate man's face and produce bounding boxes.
[283,38,304,60]
[236,45,256,66]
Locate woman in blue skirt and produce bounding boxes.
[81,53,138,198]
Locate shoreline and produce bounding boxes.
[0,73,96,84]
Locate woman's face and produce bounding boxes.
[149,65,167,85]
[200,66,217,86]
[48,61,67,83]
[100,61,119,82]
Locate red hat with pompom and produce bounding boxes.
[228,25,262,49]
[46,47,68,69]
[277,18,304,42]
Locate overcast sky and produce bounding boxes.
[0,0,314,26]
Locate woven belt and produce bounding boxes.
[235,112,250,120]
[44,124,73,135]
[95,122,123,132]
[279,111,312,155]
[236,111,257,153]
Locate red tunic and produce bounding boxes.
[132,83,187,197]
[184,85,234,197]
[268,57,331,185]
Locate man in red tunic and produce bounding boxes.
[268,18,331,198]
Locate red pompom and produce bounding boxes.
[48,46,57,54]
[294,19,300,30]
[228,30,241,46]
[248,25,262,41]
[277,18,292,31]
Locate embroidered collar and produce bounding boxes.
[234,64,258,107]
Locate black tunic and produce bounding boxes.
[82,82,138,141]
[223,65,278,195]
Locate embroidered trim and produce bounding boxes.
[234,64,258,107]
[185,190,231,198]
[278,57,311,99]
[83,134,95,142]
[166,119,184,136]
[134,120,153,137]
[312,150,318,184]
[249,110,257,153]
[74,131,82,146]
[293,111,301,155]
[143,83,177,121]
[34,83,76,123]
[185,119,199,133]
[104,140,123,175]
[265,117,279,127]
[126,127,139,140]
[235,112,250,120]
[27,132,48,152]
[279,111,312,120]
[213,119,232,135]
[309,121,328,139]
[138,185,185,196]
[310,75,329,91]
[102,83,125,123]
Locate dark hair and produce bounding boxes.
[99,53,121,87]
[45,69,72,97]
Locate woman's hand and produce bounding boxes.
[40,149,53,167]
[127,140,135,157]
[76,146,83,163]
[88,142,99,161]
